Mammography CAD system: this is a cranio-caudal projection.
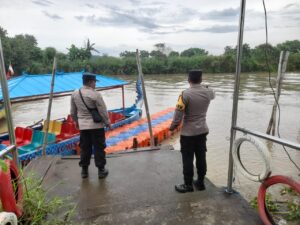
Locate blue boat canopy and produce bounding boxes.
[0,71,128,101]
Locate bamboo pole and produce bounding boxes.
[0,38,18,165]
[136,49,155,147]
[266,51,289,135]
[42,57,57,156]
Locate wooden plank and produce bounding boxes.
[24,156,59,183]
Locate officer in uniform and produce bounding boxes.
[169,70,215,193]
[70,72,112,179]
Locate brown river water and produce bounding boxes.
[1,72,300,200]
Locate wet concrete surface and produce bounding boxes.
[25,150,262,225]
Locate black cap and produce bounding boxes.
[188,70,202,83]
[82,72,98,82]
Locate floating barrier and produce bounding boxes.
[105,107,180,153]
[0,108,179,161]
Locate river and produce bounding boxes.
[4,72,300,200]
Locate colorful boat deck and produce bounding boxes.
[0,107,180,162]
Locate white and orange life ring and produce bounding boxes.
[0,160,23,217]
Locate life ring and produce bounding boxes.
[0,212,18,225]
[0,160,23,217]
[232,135,271,182]
[258,175,300,225]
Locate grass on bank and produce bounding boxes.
[0,160,75,224]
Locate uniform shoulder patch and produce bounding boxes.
[176,93,186,111]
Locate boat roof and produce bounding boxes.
[0,71,128,101]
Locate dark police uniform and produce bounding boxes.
[170,78,215,190]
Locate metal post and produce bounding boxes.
[42,57,57,156]
[136,49,155,147]
[122,85,125,110]
[0,38,18,165]
[226,0,246,194]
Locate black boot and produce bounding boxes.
[81,166,88,178]
[193,180,205,191]
[175,184,194,193]
[98,168,109,179]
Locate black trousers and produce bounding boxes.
[180,133,207,185]
[79,128,106,169]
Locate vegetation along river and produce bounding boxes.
[5,72,300,200]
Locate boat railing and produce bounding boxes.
[0,144,17,160]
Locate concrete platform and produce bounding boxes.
[25,150,262,225]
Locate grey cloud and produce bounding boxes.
[85,3,95,9]
[75,16,84,21]
[201,25,238,33]
[128,0,141,5]
[200,7,239,21]
[272,3,300,19]
[86,12,160,30]
[43,11,63,20]
[32,0,53,7]
[284,3,297,9]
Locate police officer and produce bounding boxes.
[169,70,215,193]
[70,72,112,179]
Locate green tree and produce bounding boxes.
[277,40,300,54]
[150,50,166,58]
[9,34,42,74]
[43,47,57,64]
[67,44,88,61]
[140,50,149,58]
[85,38,99,58]
[180,48,208,57]
[120,51,136,58]
[169,51,180,57]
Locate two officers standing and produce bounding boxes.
[70,70,215,193]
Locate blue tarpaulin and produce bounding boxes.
[0,71,128,101]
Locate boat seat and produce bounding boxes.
[56,122,79,142]
[43,120,62,135]
[1,127,33,147]
[109,112,125,124]
[18,130,56,152]
[66,115,74,123]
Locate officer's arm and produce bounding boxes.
[70,93,78,126]
[169,93,186,131]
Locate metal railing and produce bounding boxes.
[226,0,299,194]
[233,127,300,151]
[0,145,17,160]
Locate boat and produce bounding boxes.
[0,71,145,162]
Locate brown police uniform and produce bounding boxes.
[170,83,215,186]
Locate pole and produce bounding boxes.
[42,57,57,156]
[0,38,18,165]
[122,85,125,110]
[266,51,289,135]
[226,0,246,194]
[136,49,155,147]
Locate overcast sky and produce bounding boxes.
[0,0,299,56]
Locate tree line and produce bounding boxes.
[1,26,300,76]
